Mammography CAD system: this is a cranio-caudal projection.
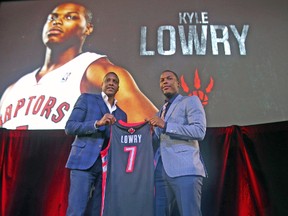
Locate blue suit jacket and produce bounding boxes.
[65,93,127,170]
[154,94,207,177]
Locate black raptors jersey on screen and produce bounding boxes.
[101,120,154,216]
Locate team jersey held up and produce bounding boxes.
[101,120,154,216]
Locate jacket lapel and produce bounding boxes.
[164,94,183,121]
[95,95,109,115]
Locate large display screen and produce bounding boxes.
[0,0,287,129]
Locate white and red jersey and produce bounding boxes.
[0,52,105,129]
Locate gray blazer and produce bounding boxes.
[154,94,207,177]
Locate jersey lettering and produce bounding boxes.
[40,97,57,118]
[120,134,142,143]
[26,96,36,115]
[2,95,71,125]
[14,98,25,117]
[4,104,12,121]
[32,95,45,114]
[52,102,70,123]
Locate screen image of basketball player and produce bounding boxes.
[0,0,287,129]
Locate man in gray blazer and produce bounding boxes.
[147,70,207,216]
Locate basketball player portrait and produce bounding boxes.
[0,1,157,129]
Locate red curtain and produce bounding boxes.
[1,121,288,216]
[0,130,73,216]
[201,121,288,216]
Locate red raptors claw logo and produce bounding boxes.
[128,128,136,134]
[180,68,214,106]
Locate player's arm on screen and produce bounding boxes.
[85,58,158,122]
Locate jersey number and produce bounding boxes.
[124,146,137,173]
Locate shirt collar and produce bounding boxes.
[165,93,179,104]
[101,92,117,113]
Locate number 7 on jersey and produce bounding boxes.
[124,146,137,173]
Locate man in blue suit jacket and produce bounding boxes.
[148,70,207,216]
[65,72,127,216]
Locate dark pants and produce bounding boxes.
[154,159,203,216]
[66,156,103,216]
